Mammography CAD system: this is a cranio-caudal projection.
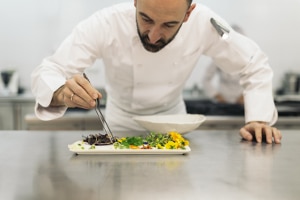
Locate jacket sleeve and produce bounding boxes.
[202,61,219,99]
[31,12,104,120]
[204,20,277,125]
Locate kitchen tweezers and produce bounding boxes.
[83,73,115,143]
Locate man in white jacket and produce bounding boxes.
[31,0,282,143]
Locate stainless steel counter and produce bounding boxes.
[25,112,300,130]
[0,130,299,200]
[0,92,34,102]
[0,92,35,130]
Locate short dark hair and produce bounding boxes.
[187,0,193,6]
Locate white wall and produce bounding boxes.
[188,0,300,91]
[1,0,299,91]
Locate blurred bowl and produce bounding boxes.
[133,114,206,134]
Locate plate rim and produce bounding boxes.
[68,141,191,155]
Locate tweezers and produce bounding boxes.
[83,73,115,143]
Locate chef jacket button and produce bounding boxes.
[173,62,178,65]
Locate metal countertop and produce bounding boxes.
[25,112,300,130]
[0,130,299,200]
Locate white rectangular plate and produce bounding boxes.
[68,141,191,155]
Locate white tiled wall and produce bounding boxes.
[1,0,299,91]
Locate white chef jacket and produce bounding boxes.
[31,2,278,132]
[203,61,243,103]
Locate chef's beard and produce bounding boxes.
[137,22,182,53]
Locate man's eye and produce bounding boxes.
[164,24,176,28]
[142,17,152,23]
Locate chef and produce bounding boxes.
[31,0,282,143]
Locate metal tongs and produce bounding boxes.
[83,73,115,143]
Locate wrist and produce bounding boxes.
[50,85,65,106]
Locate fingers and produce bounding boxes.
[273,127,282,144]
[264,127,273,144]
[73,74,100,98]
[239,122,282,144]
[61,87,79,108]
[70,93,75,101]
[262,126,282,144]
[64,74,102,109]
[239,127,253,141]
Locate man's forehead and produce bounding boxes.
[136,0,188,21]
[136,0,189,6]
[136,0,188,11]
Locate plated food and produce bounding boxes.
[114,131,189,150]
[82,133,116,145]
[68,131,191,155]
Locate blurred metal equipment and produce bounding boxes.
[0,69,19,96]
[282,72,300,95]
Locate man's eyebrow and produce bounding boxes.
[138,12,181,24]
[139,12,153,20]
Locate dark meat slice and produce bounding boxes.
[83,133,116,145]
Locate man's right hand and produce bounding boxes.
[50,74,101,109]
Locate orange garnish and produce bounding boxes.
[129,145,139,149]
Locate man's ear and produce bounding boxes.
[134,0,137,7]
[183,4,196,22]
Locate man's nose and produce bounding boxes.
[148,26,162,44]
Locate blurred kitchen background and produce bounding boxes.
[1,0,300,130]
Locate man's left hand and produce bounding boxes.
[239,121,282,144]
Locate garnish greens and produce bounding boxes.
[114,131,189,150]
[113,136,145,149]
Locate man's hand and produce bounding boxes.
[51,74,101,109]
[214,94,226,103]
[239,121,282,144]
